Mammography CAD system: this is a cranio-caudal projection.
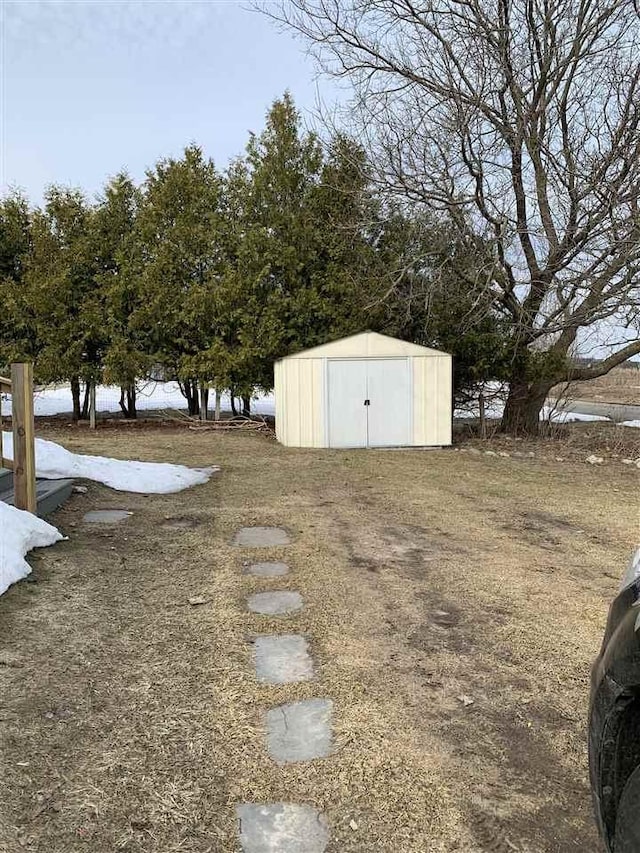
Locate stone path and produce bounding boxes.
[247,590,304,616]
[253,635,314,684]
[247,561,289,578]
[265,699,333,764]
[233,526,331,852]
[82,509,132,524]
[236,804,330,853]
[233,526,291,547]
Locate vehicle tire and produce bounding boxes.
[614,765,640,851]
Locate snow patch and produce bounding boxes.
[2,432,218,494]
[2,382,275,418]
[621,420,640,429]
[542,407,611,424]
[455,401,612,423]
[0,502,64,596]
[454,400,506,419]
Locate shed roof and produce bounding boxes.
[278,331,450,361]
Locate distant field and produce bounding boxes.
[554,364,640,405]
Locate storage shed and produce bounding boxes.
[274,331,452,448]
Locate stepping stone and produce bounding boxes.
[247,561,289,578]
[161,516,200,530]
[233,527,291,547]
[253,635,314,684]
[248,591,303,616]
[236,803,329,853]
[82,510,132,524]
[265,699,333,765]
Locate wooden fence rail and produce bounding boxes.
[0,364,37,514]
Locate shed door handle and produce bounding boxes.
[364,399,370,406]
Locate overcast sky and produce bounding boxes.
[1,0,334,205]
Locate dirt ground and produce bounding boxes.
[0,423,638,853]
[553,365,640,405]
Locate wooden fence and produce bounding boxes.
[0,364,37,513]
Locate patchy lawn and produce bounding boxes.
[0,424,638,852]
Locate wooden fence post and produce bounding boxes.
[11,363,37,514]
[478,389,486,440]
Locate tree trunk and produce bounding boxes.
[501,376,550,435]
[181,380,200,416]
[81,381,91,420]
[199,384,209,421]
[127,385,137,419]
[119,384,137,419]
[188,381,200,416]
[214,389,221,421]
[89,382,96,429]
[70,377,81,422]
[230,393,238,417]
[242,396,251,417]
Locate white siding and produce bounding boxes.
[413,355,452,446]
[275,357,325,447]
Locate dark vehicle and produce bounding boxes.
[590,547,640,851]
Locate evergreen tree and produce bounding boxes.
[21,188,106,419]
[0,191,31,283]
[0,192,35,368]
[222,94,378,402]
[94,173,143,417]
[122,145,225,415]
[303,133,379,342]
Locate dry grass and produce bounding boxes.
[455,419,640,461]
[0,423,638,852]
[553,364,640,405]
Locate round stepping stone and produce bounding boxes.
[248,591,303,616]
[248,562,289,578]
[82,510,132,524]
[233,527,291,547]
[253,635,314,684]
[265,699,333,765]
[236,803,329,853]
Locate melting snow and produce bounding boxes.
[0,433,218,596]
[455,401,612,423]
[0,502,64,596]
[1,382,275,418]
[1,431,218,494]
[542,408,611,424]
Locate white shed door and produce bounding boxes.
[366,359,411,447]
[327,358,411,448]
[327,359,368,448]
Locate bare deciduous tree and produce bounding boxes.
[267,0,640,433]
